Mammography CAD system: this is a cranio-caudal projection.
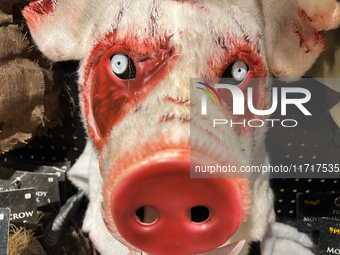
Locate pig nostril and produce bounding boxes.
[135,206,158,224]
[189,206,210,223]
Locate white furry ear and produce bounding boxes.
[261,0,340,78]
[22,0,120,61]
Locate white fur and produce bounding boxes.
[261,222,315,255]
[78,141,130,255]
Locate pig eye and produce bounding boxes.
[110,53,136,79]
[221,61,249,85]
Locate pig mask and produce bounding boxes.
[23,0,339,254]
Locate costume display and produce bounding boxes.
[0,0,339,254]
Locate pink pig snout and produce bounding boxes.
[110,152,244,255]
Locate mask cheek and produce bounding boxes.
[92,58,130,141]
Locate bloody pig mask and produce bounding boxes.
[23,0,339,254]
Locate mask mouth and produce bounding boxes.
[109,150,245,255]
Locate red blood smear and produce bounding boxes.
[92,47,172,140]
[293,22,326,54]
[82,29,177,150]
[173,0,209,11]
[22,0,55,31]
[299,9,314,23]
[208,34,269,134]
[298,8,331,31]
[165,96,189,105]
[29,0,55,15]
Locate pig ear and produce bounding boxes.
[261,0,340,78]
[22,0,104,61]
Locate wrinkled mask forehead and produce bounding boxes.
[90,0,265,63]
